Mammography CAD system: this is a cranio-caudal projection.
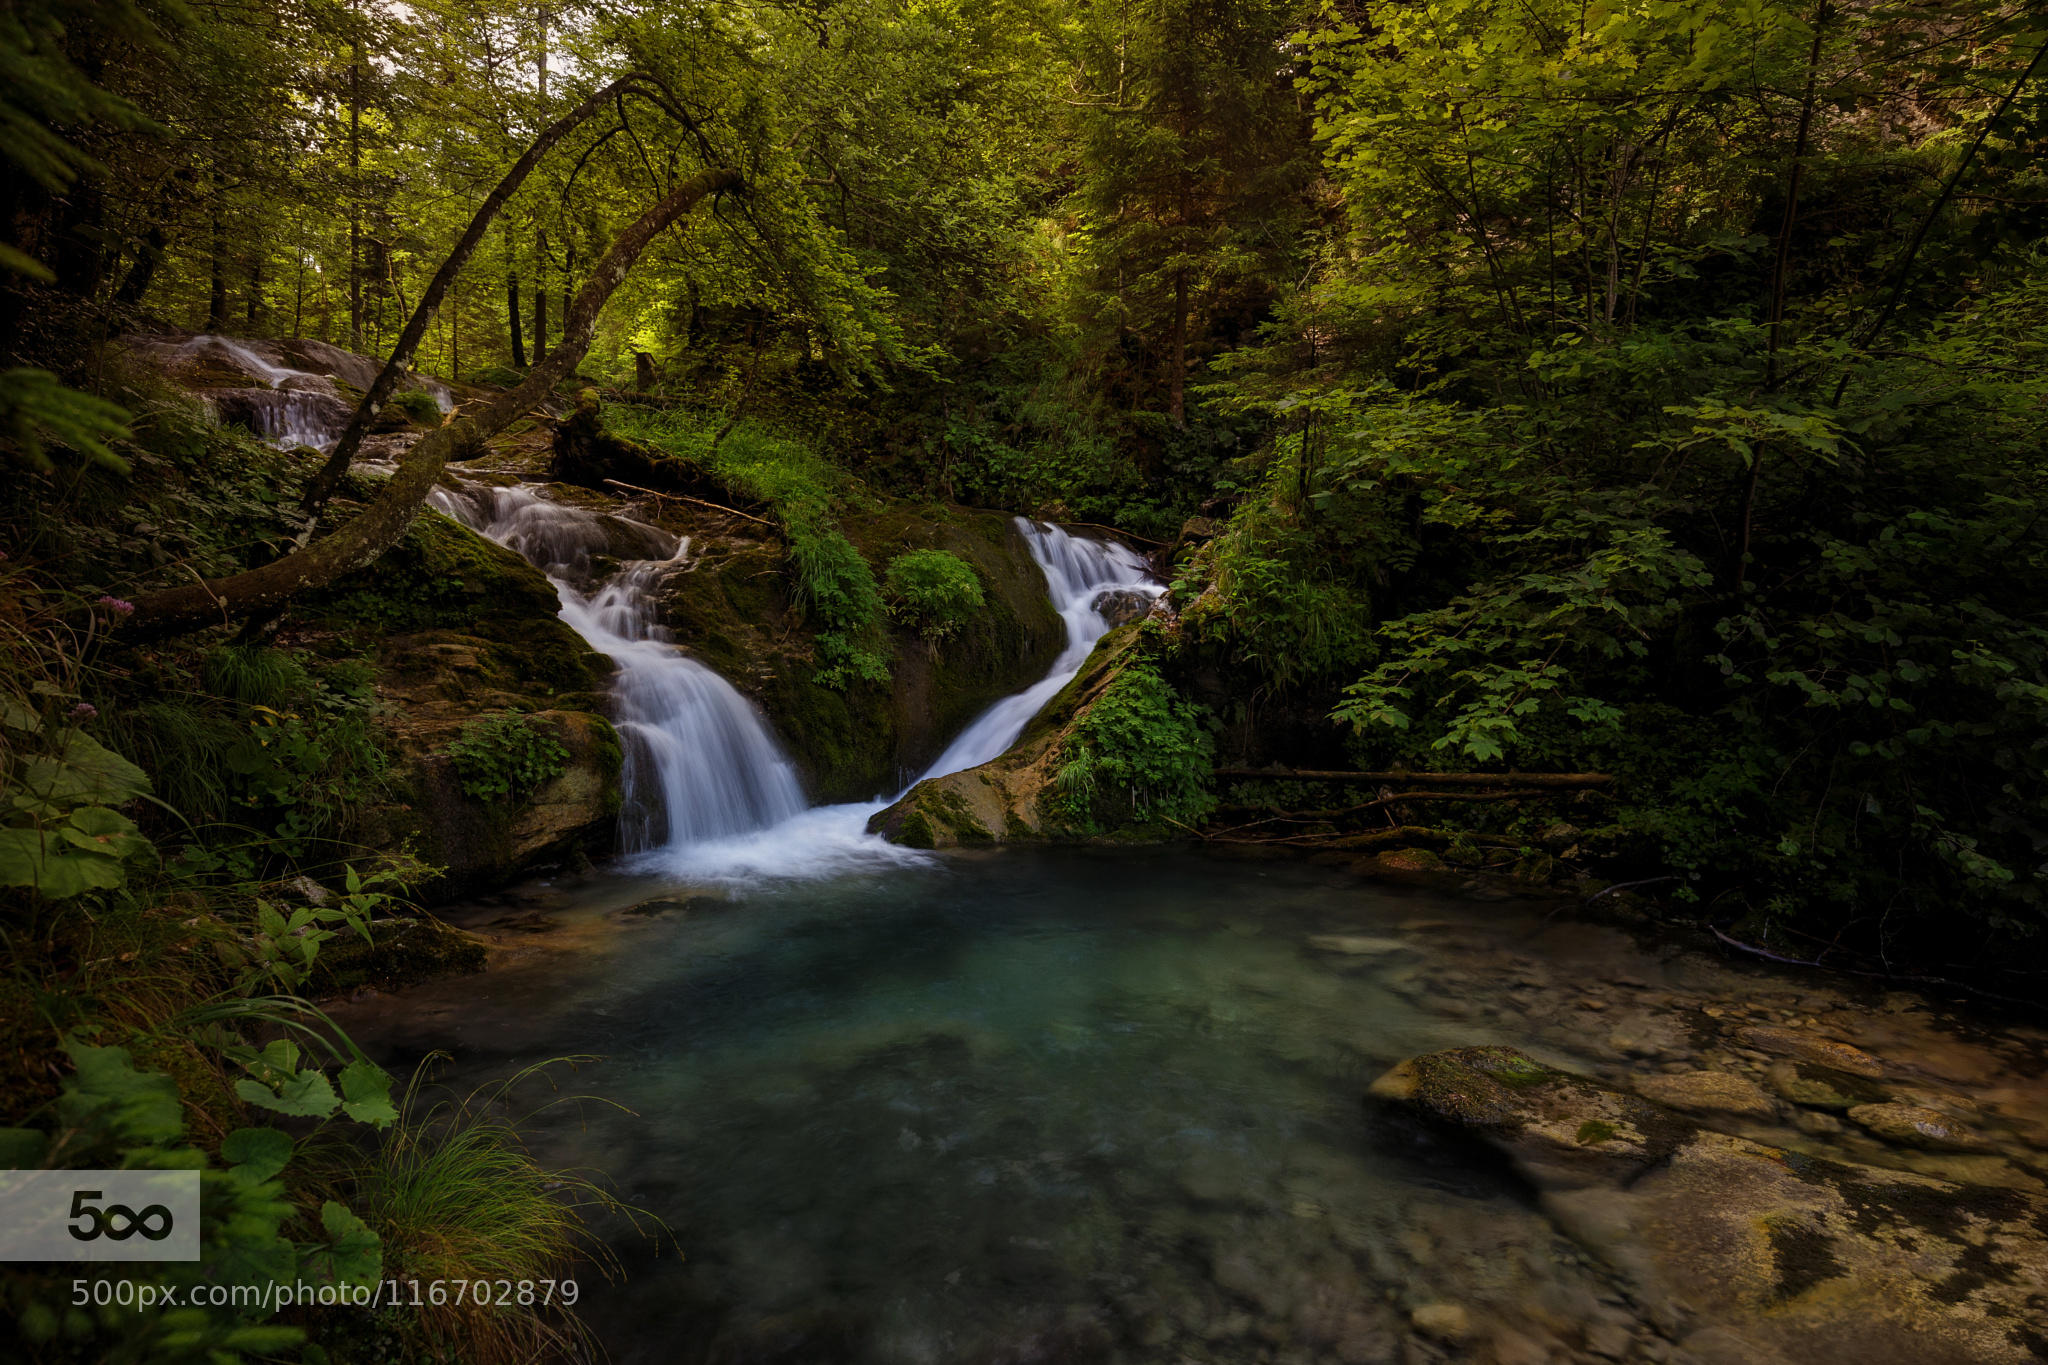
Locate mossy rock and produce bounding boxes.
[869,626,1144,847]
[659,505,1062,801]
[1369,1046,2048,1364]
[310,916,487,994]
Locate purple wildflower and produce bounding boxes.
[96,595,135,615]
[70,702,98,720]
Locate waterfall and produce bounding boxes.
[425,485,1159,880]
[911,519,1163,786]
[428,484,809,849]
[169,333,450,450]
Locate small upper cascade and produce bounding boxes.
[136,333,455,452]
[912,519,1163,787]
[430,483,809,850]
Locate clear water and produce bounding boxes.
[345,848,1659,1365]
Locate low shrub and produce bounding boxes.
[884,549,985,646]
[443,711,567,802]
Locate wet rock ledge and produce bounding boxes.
[1371,1044,2048,1365]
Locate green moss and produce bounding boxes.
[1576,1120,1619,1145]
[309,916,487,994]
[303,512,610,699]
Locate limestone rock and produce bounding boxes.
[1847,1103,1995,1154]
[1763,1060,1889,1110]
[1632,1071,1776,1120]
[1375,1045,2048,1365]
[1735,1025,1886,1078]
[1306,934,1412,957]
[1409,1302,1471,1343]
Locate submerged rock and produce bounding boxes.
[1371,1045,2048,1364]
[1847,1103,1995,1153]
[1763,1059,1890,1111]
[1736,1024,1886,1078]
[1631,1070,1776,1120]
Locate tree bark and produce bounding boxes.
[297,74,644,514]
[207,205,228,331]
[125,165,741,639]
[507,257,526,367]
[533,228,550,362]
[112,224,166,310]
[349,40,363,351]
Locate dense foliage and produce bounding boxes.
[4,0,2048,1352]
[444,710,569,802]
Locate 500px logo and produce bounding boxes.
[0,1171,199,1262]
[66,1190,175,1243]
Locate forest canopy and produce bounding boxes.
[4,0,2046,1024]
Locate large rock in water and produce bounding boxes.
[867,625,1141,847]
[1370,1047,2048,1364]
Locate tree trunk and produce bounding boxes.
[349,40,363,351]
[125,165,741,639]
[507,258,526,367]
[1168,266,1187,427]
[533,228,549,363]
[207,207,228,331]
[112,224,166,310]
[295,76,644,516]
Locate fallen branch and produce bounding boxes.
[1208,789,1555,837]
[601,479,775,527]
[1054,519,1166,547]
[1213,768,1612,789]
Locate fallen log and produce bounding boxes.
[1213,768,1612,789]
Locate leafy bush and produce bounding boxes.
[884,549,985,645]
[443,711,568,802]
[606,404,893,688]
[1052,658,1215,833]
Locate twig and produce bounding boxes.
[1053,519,1166,547]
[601,479,776,527]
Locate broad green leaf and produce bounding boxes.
[337,1060,398,1128]
[220,1126,295,1183]
[57,1039,184,1143]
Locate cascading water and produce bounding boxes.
[429,484,809,849]
[425,481,1160,880]
[168,334,454,451]
[914,519,1163,784]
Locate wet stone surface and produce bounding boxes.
[333,847,2048,1365]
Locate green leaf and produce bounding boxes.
[16,730,151,806]
[0,827,126,896]
[220,1126,295,1183]
[310,1200,382,1286]
[234,1063,341,1118]
[57,1038,184,1143]
[0,1128,49,1165]
[337,1060,398,1128]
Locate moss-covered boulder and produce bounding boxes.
[660,504,1063,801]
[300,512,622,898]
[1372,1046,2048,1364]
[868,625,1140,847]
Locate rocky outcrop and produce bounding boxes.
[302,511,622,899]
[867,626,1139,847]
[657,500,1065,801]
[119,332,455,450]
[1372,1046,2048,1364]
